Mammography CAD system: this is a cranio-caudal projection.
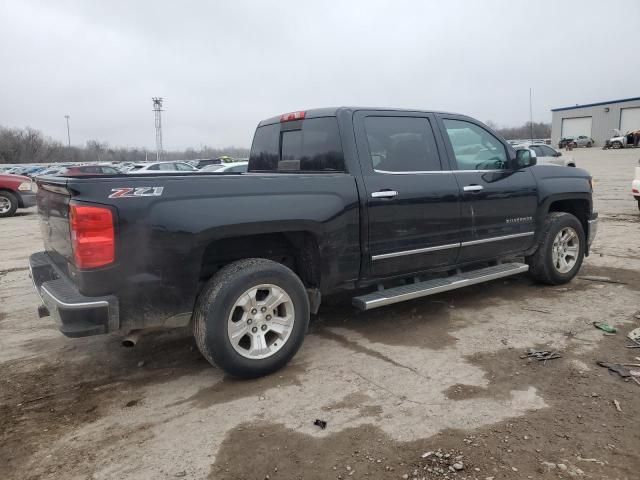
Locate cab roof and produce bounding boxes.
[257,107,459,127]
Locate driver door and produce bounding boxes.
[436,115,539,263]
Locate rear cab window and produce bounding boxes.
[249,117,344,173]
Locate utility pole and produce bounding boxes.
[152,97,164,161]
[529,88,534,142]
[64,115,71,147]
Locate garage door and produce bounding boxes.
[561,117,592,138]
[620,107,640,132]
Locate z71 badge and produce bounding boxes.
[108,187,164,199]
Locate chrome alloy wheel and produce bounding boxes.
[0,195,11,214]
[227,284,295,360]
[552,227,579,274]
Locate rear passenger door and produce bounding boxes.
[437,116,538,263]
[354,111,461,278]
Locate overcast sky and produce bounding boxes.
[1,0,639,150]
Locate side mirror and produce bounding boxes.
[555,151,562,157]
[515,148,537,168]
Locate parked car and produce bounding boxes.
[0,173,37,217]
[632,159,640,211]
[515,143,576,167]
[58,165,121,176]
[558,137,574,149]
[31,107,597,378]
[35,166,65,177]
[200,161,249,173]
[604,129,640,149]
[572,135,594,148]
[127,161,198,174]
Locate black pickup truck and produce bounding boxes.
[30,107,598,378]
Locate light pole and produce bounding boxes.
[64,115,71,147]
[529,88,534,142]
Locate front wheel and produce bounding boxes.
[0,191,18,218]
[612,141,622,149]
[193,258,309,378]
[587,142,592,148]
[526,212,585,285]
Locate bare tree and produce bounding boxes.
[0,125,250,165]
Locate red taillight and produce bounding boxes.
[280,111,306,122]
[70,203,115,269]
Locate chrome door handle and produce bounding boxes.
[463,185,484,192]
[371,190,398,198]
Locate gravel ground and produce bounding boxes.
[1,148,639,480]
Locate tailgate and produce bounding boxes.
[36,177,73,271]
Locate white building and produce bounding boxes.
[551,96,640,147]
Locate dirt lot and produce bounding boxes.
[1,149,640,480]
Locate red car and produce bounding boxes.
[0,174,37,218]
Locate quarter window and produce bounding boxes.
[443,119,508,170]
[363,117,441,172]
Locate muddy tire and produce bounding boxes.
[526,212,585,285]
[0,191,18,218]
[193,258,309,379]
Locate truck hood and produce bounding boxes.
[0,173,31,183]
[529,164,590,180]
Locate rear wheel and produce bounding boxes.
[587,142,592,148]
[527,212,585,285]
[0,191,18,218]
[193,258,309,378]
[637,199,640,212]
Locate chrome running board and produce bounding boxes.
[352,262,529,311]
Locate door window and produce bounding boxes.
[529,145,545,157]
[158,163,176,171]
[175,162,194,171]
[539,145,558,157]
[443,119,508,171]
[363,117,441,172]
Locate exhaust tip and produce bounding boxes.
[121,330,141,348]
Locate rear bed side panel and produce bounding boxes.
[51,173,360,330]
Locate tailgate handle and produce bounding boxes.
[371,190,398,199]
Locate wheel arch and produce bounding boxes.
[529,193,592,256]
[198,230,322,291]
